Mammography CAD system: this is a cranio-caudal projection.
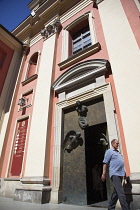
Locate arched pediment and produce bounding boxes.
[52,59,110,93]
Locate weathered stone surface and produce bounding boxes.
[14,189,50,204]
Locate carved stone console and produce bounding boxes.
[41,18,62,39]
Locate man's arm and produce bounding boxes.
[101,163,107,182]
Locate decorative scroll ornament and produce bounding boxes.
[41,18,62,39]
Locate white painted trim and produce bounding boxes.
[134,0,140,12]
[24,34,57,177]
[89,11,97,44]
[61,29,69,61]
[61,11,97,62]
[60,0,92,24]
[24,51,40,81]
[64,11,91,30]
[0,28,22,50]
[52,59,109,93]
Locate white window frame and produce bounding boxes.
[61,11,97,62]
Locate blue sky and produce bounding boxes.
[0,0,31,32]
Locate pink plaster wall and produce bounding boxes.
[120,0,140,48]
[1,39,43,178]
[49,2,130,180]
[1,1,132,179]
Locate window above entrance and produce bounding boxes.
[69,20,92,56]
[59,11,101,70]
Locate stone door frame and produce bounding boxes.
[50,82,119,203]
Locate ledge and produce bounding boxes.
[18,104,32,111]
[131,179,140,184]
[20,176,50,185]
[15,185,51,191]
[22,74,38,86]
[130,172,140,184]
[4,178,20,181]
[58,42,101,70]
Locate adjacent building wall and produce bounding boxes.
[0,26,22,159]
[98,0,140,173]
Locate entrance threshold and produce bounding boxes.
[87,200,108,208]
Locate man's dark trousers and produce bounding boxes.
[108,175,129,210]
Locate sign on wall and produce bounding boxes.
[9,118,28,176]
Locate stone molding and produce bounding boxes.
[60,0,93,24]
[22,74,38,86]
[20,176,50,185]
[61,10,97,63]
[51,81,119,203]
[93,0,104,5]
[41,18,62,39]
[59,43,101,70]
[12,0,91,41]
[53,59,109,93]
[13,176,51,203]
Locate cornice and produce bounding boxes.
[12,0,90,42]
[30,32,42,47]
[12,0,59,39]
[60,0,93,24]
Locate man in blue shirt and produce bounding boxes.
[101,139,129,210]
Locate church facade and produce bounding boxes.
[0,0,140,209]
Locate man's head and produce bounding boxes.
[111,139,119,150]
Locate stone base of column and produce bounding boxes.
[50,190,63,204]
[14,187,51,204]
[0,178,20,198]
[13,177,51,204]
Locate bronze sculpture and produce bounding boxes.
[76,101,88,130]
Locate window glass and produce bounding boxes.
[72,26,91,54]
